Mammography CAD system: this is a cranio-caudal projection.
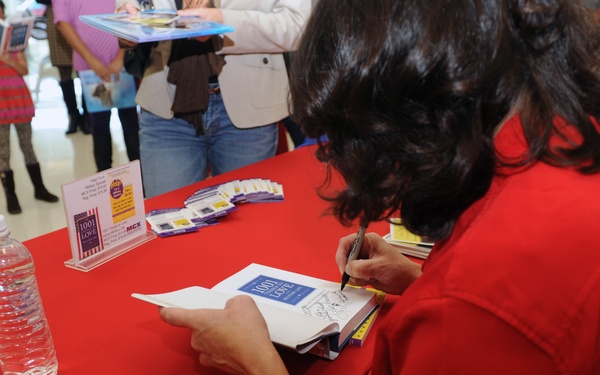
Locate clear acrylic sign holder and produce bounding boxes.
[61,160,156,272]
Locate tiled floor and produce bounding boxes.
[3,38,130,242]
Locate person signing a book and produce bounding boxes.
[159,0,600,374]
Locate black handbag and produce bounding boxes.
[123,0,183,79]
[35,0,52,5]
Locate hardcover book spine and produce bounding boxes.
[349,288,386,347]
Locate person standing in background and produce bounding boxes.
[36,0,90,135]
[53,0,140,171]
[116,0,312,198]
[0,0,59,215]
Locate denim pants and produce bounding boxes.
[139,88,278,198]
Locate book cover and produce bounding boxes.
[384,219,434,259]
[79,10,234,43]
[0,14,34,52]
[389,218,434,247]
[78,69,137,113]
[132,263,379,359]
[0,18,9,52]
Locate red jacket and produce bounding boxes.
[373,116,600,374]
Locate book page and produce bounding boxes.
[211,263,377,343]
[132,286,339,353]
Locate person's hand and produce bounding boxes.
[0,51,10,65]
[178,7,223,23]
[116,2,140,15]
[159,295,288,375]
[107,58,124,78]
[118,38,138,49]
[177,8,223,42]
[115,3,141,48]
[88,59,112,82]
[336,232,422,295]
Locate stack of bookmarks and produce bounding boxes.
[146,178,284,237]
[383,218,434,259]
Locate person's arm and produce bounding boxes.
[159,295,289,375]
[178,0,312,54]
[375,297,560,374]
[0,51,28,76]
[335,233,423,295]
[107,48,125,78]
[55,20,112,81]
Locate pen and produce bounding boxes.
[340,221,368,291]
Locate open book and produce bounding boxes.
[132,263,380,359]
[80,10,234,43]
[0,13,34,53]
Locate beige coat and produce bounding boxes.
[115,0,311,128]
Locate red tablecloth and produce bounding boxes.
[24,146,402,375]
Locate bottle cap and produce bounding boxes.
[0,215,10,237]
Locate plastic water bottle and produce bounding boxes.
[0,215,58,375]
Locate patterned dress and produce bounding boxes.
[0,56,35,125]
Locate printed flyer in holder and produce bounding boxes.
[61,160,155,271]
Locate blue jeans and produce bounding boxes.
[139,89,278,198]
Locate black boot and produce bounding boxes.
[93,134,113,171]
[66,113,79,134]
[59,79,80,135]
[79,95,91,134]
[0,170,22,214]
[25,163,59,203]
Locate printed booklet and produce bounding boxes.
[132,263,381,359]
[0,13,34,52]
[384,218,434,259]
[78,69,137,113]
[80,10,234,43]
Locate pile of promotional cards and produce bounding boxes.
[146,179,284,237]
[383,218,434,259]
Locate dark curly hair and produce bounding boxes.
[289,0,600,240]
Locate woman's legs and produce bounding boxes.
[0,125,20,213]
[13,122,58,203]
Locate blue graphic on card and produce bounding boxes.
[239,275,315,306]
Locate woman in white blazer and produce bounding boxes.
[115,0,311,197]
